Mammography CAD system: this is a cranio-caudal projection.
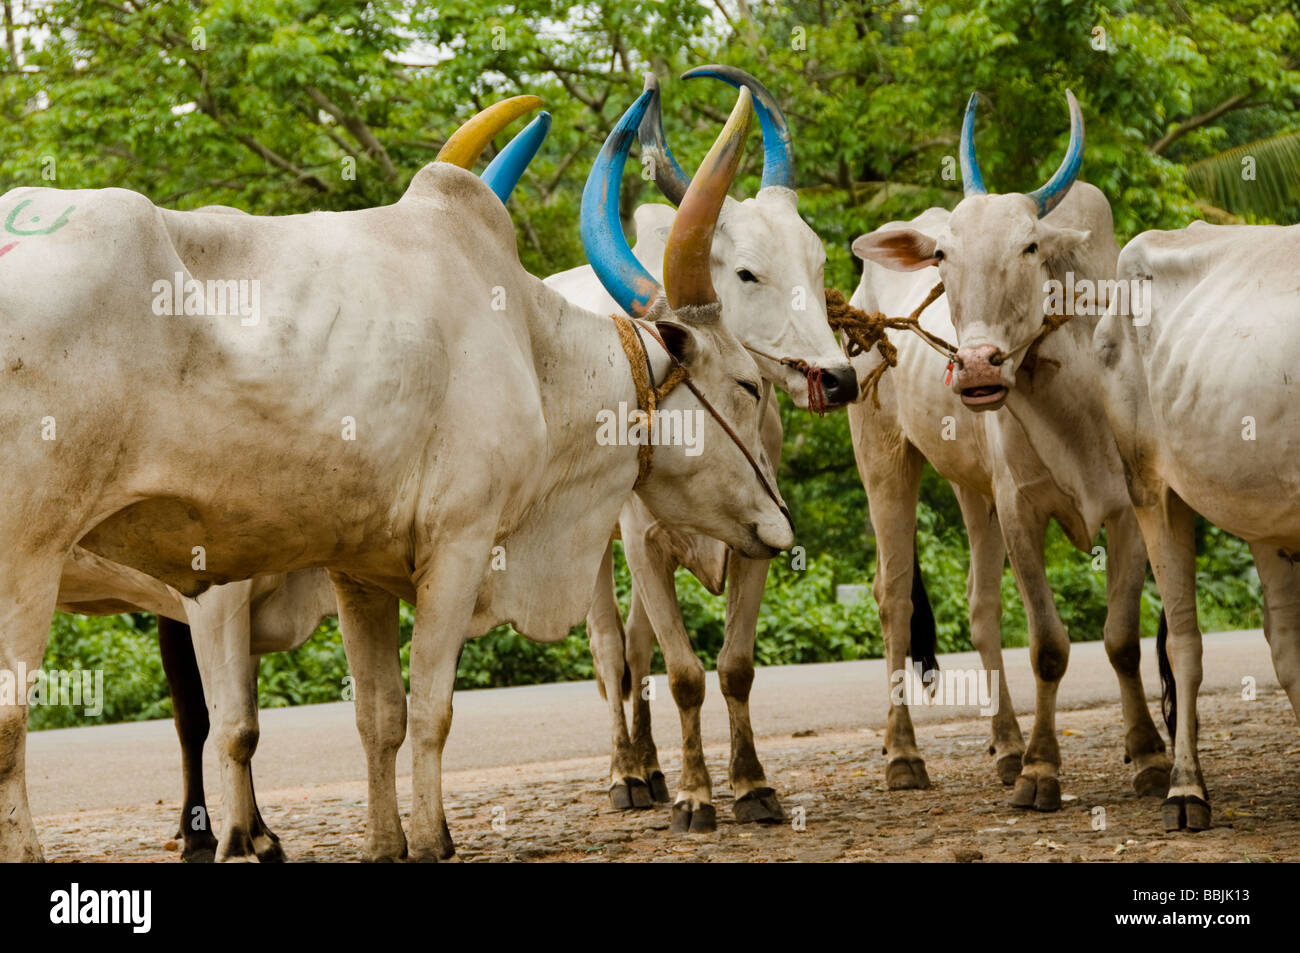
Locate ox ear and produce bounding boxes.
[654,320,699,366]
[852,229,939,272]
[1036,222,1091,262]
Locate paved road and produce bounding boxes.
[27,629,1275,816]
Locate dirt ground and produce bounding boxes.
[36,687,1300,863]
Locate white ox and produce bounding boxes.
[32,125,552,863]
[847,92,1170,809]
[545,68,854,829]
[56,554,334,861]
[1093,222,1300,831]
[0,89,791,862]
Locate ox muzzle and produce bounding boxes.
[953,344,1011,410]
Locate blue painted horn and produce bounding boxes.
[959,90,1084,218]
[959,93,987,197]
[638,64,794,204]
[683,65,793,191]
[637,73,691,207]
[481,112,551,203]
[581,90,663,317]
[1026,91,1084,217]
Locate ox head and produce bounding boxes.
[853,91,1088,411]
[582,88,794,558]
[637,67,856,411]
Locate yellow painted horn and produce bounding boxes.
[663,87,753,308]
[436,95,545,169]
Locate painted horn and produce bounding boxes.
[580,90,662,318]
[683,64,793,191]
[663,87,754,308]
[435,95,544,169]
[637,73,691,207]
[959,92,988,197]
[1026,90,1085,218]
[481,112,551,203]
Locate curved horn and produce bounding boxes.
[959,92,987,196]
[481,111,551,203]
[580,91,662,317]
[637,73,691,207]
[683,64,792,190]
[436,95,544,169]
[663,87,754,308]
[1026,90,1084,218]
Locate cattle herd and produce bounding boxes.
[0,65,1295,864]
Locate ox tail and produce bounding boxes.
[1156,610,1176,750]
[910,545,939,676]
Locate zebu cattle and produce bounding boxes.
[546,68,854,829]
[56,555,335,861]
[1093,222,1300,830]
[0,87,790,861]
[34,117,553,862]
[847,93,1170,808]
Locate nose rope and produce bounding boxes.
[741,344,828,416]
[823,281,949,409]
[610,313,791,528]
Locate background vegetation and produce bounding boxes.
[5,0,1291,728]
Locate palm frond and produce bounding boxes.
[1185,130,1300,220]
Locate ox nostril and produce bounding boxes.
[989,350,1006,366]
[821,368,859,405]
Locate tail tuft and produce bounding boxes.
[910,546,939,676]
[1156,610,1175,751]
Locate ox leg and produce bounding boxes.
[998,500,1068,812]
[158,616,219,862]
[719,550,783,823]
[1133,493,1208,830]
[186,583,277,861]
[952,484,1024,784]
[625,586,669,802]
[1104,511,1171,796]
[332,573,406,861]
[862,447,930,789]
[0,559,62,862]
[624,530,714,833]
[1248,546,1300,728]
[586,542,650,810]
[407,550,490,863]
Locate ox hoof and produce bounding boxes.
[670,801,717,834]
[733,787,784,824]
[886,758,931,790]
[180,830,218,864]
[1011,775,1062,812]
[181,843,217,864]
[648,771,671,803]
[1162,796,1211,832]
[255,837,286,864]
[610,777,653,810]
[1134,766,1171,798]
[995,753,1023,786]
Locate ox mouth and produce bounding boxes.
[959,384,1009,408]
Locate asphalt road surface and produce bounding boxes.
[26,629,1276,817]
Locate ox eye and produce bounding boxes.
[737,379,761,401]
[1023,242,1038,255]
[933,249,945,262]
[737,268,759,283]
